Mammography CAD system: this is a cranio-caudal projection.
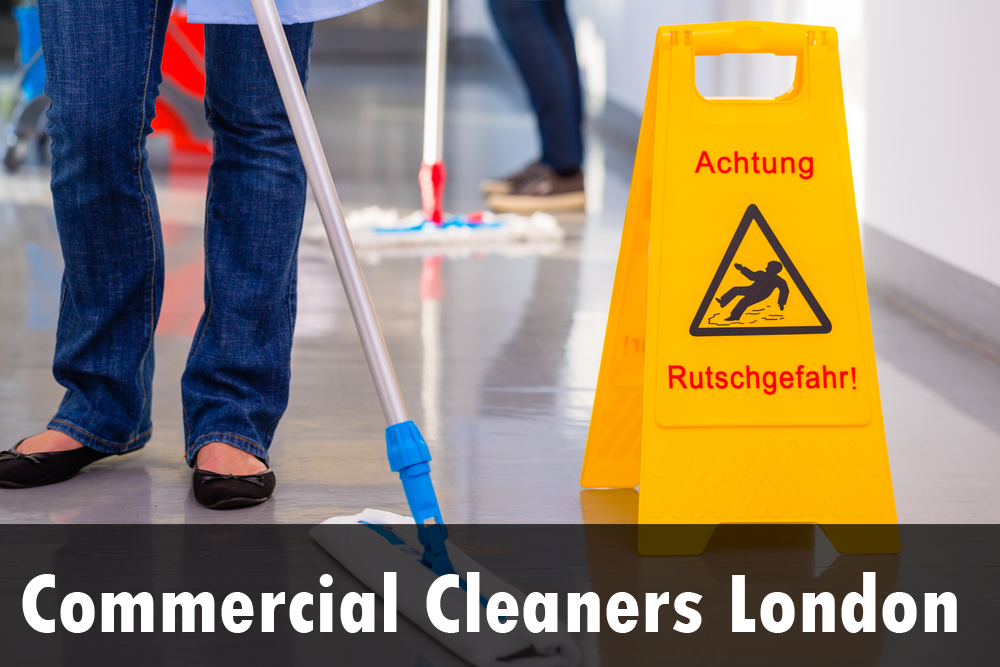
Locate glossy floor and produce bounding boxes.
[0,59,997,524]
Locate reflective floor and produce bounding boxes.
[0,59,997,524]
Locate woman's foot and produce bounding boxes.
[192,442,275,510]
[0,430,112,489]
[196,442,267,475]
[15,429,85,454]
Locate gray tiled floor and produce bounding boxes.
[0,59,997,524]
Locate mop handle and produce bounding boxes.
[250,0,408,427]
[422,0,448,166]
[252,1,452,550]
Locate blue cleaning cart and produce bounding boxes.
[4,2,50,171]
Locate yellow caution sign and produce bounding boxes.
[580,22,898,554]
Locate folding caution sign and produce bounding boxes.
[580,22,898,554]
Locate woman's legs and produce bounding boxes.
[31,0,171,454]
[181,23,314,468]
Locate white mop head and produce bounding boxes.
[311,510,580,667]
[320,508,415,525]
[302,205,565,256]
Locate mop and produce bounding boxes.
[326,0,564,251]
[250,1,578,664]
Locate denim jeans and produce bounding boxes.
[38,0,313,466]
[488,0,583,173]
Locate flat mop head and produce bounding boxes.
[349,207,564,250]
[311,513,582,667]
[302,205,565,255]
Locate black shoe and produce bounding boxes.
[193,468,276,510]
[0,441,116,489]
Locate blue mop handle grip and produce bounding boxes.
[386,421,444,526]
[386,421,455,575]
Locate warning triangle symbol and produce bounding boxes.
[690,205,832,336]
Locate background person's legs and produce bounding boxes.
[181,23,314,469]
[30,0,171,454]
[538,0,584,172]
[488,0,583,175]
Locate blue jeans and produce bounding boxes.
[38,0,313,466]
[488,0,583,174]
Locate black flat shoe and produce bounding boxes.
[193,468,276,510]
[0,441,115,489]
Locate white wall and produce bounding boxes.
[864,0,1000,288]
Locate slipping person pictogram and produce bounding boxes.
[690,205,831,336]
[716,261,788,321]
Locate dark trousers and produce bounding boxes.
[488,0,584,173]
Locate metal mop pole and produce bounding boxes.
[250,0,451,568]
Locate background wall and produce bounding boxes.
[865,0,1000,289]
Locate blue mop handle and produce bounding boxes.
[386,421,443,526]
[250,0,452,569]
[386,421,453,575]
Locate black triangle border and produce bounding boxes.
[689,204,833,337]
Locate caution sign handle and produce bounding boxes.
[688,21,833,56]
